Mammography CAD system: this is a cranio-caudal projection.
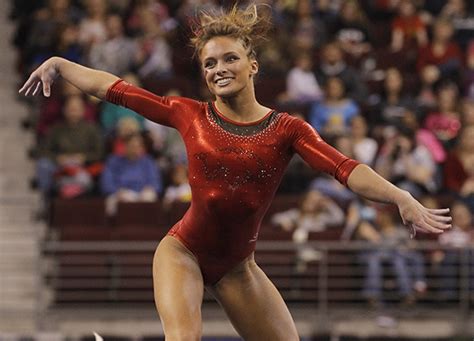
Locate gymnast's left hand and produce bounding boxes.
[396,191,452,238]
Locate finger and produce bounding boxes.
[18,74,36,94]
[42,79,51,97]
[417,219,444,234]
[427,208,450,214]
[24,83,35,97]
[408,224,416,239]
[425,216,451,230]
[412,223,438,235]
[32,81,42,96]
[428,213,452,223]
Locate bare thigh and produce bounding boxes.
[208,255,299,341]
[153,236,204,340]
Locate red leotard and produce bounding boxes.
[106,80,360,284]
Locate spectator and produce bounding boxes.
[350,115,378,166]
[439,0,474,48]
[271,189,345,270]
[443,126,474,194]
[432,200,473,301]
[55,22,83,64]
[417,18,463,83]
[101,134,162,215]
[309,76,360,137]
[417,64,441,110]
[390,0,428,52]
[358,209,422,307]
[424,81,462,149]
[23,0,81,69]
[370,67,416,129]
[461,97,474,126]
[316,41,368,103]
[134,9,173,79]
[464,41,474,99]
[78,0,108,49]
[100,73,145,134]
[162,163,192,210]
[88,13,137,75]
[36,80,98,140]
[375,130,438,197]
[290,0,327,53]
[332,0,372,62]
[36,95,103,202]
[285,53,323,104]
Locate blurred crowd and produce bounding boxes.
[9,0,474,307]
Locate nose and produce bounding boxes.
[215,60,228,75]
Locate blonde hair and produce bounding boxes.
[190,4,272,59]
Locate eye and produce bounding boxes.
[204,60,215,69]
[226,55,239,62]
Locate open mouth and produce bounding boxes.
[215,77,233,86]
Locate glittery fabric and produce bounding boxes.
[106,79,360,284]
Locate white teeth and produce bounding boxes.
[216,78,232,86]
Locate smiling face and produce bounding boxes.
[199,36,258,99]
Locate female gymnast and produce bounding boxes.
[20,5,452,341]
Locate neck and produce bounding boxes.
[214,85,269,123]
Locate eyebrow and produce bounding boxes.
[203,51,240,63]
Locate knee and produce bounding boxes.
[164,328,201,341]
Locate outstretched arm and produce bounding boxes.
[19,57,119,100]
[347,164,451,236]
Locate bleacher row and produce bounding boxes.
[46,196,473,307]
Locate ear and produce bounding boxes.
[250,59,259,77]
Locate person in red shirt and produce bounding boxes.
[20,5,452,340]
[417,18,464,81]
[391,0,428,51]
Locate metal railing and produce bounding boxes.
[39,240,473,333]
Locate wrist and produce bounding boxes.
[392,189,411,206]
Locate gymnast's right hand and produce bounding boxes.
[19,57,60,97]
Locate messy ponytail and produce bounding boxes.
[190,4,272,59]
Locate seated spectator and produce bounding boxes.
[375,129,438,197]
[461,97,474,126]
[464,41,474,99]
[417,18,463,83]
[416,64,441,110]
[271,189,345,270]
[399,109,446,164]
[439,0,474,48]
[350,115,378,166]
[36,95,103,204]
[284,53,323,104]
[100,73,145,134]
[100,134,162,215]
[390,0,428,52]
[370,67,416,128]
[431,200,473,301]
[332,0,372,62]
[78,0,108,49]
[310,134,357,206]
[289,0,327,53]
[424,80,462,149]
[88,13,137,76]
[162,163,192,210]
[36,80,98,140]
[23,0,81,69]
[309,76,360,137]
[315,41,368,103]
[443,126,474,194]
[356,209,425,307]
[55,22,84,64]
[134,9,173,80]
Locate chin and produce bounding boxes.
[213,85,244,98]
